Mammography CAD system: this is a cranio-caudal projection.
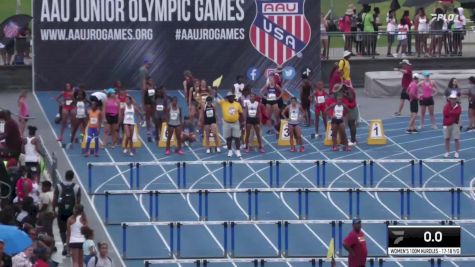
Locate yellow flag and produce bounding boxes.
[212,75,223,88]
[327,238,335,259]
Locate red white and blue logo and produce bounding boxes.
[250,0,312,65]
[3,21,20,39]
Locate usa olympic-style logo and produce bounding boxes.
[249,0,312,65]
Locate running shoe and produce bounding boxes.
[235,150,242,157]
[412,129,419,133]
[454,152,459,159]
[444,152,449,158]
[405,129,412,134]
[206,148,211,154]
[216,147,221,153]
[290,146,296,152]
[299,146,305,153]
[315,133,320,139]
[177,149,184,155]
[393,112,402,117]
[227,150,233,157]
[129,152,134,157]
[123,149,128,154]
[165,149,171,155]
[417,125,423,130]
[259,148,265,153]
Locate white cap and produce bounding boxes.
[399,59,411,65]
[449,92,458,99]
[343,50,352,58]
[413,73,420,79]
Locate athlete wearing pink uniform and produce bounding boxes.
[418,71,437,129]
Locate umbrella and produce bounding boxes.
[357,0,388,4]
[390,0,401,11]
[0,225,32,255]
[0,14,32,47]
[460,0,475,9]
[403,0,434,7]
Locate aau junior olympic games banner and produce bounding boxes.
[33,0,320,91]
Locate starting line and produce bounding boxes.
[87,159,466,193]
[100,187,469,223]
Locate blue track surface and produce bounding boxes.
[36,91,475,267]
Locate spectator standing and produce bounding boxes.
[338,51,352,88]
[81,227,96,265]
[443,92,462,158]
[452,7,466,56]
[219,92,244,158]
[340,9,353,52]
[67,205,87,267]
[394,59,413,116]
[23,126,42,182]
[401,10,413,55]
[430,8,445,57]
[386,10,397,57]
[37,181,54,238]
[416,8,429,57]
[396,18,409,58]
[341,84,359,146]
[0,110,22,157]
[11,247,33,267]
[87,243,112,267]
[15,167,32,204]
[53,170,81,256]
[362,5,374,56]
[0,240,12,267]
[343,218,368,267]
[371,7,382,56]
[17,90,29,138]
[466,76,475,131]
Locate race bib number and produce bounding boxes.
[317,96,325,104]
[148,89,155,96]
[120,102,126,109]
[228,107,236,116]
[65,100,73,106]
[290,111,298,121]
[76,102,85,116]
[268,93,276,101]
[334,108,343,119]
[90,117,98,124]
[206,109,214,118]
[170,111,178,120]
[156,105,164,111]
[248,109,257,117]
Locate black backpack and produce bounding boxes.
[57,182,79,215]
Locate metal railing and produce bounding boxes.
[323,30,475,59]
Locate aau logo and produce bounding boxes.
[250,0,311,65]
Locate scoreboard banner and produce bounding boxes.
[33,0,320,91]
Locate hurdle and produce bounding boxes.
[97,187,471,224]
[86,159,464,193]
[143,257,475,266]
[119,219,475,259]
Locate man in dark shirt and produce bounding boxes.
[394,60,413,116]
[0,240,12,267]
[0,110,22,157]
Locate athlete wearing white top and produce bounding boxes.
[234,82,245,100]
[24,136,39,163]
[123,104,136,125]
[69,215,86,243]
[76,101,86,119]
[281,98,304,152]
